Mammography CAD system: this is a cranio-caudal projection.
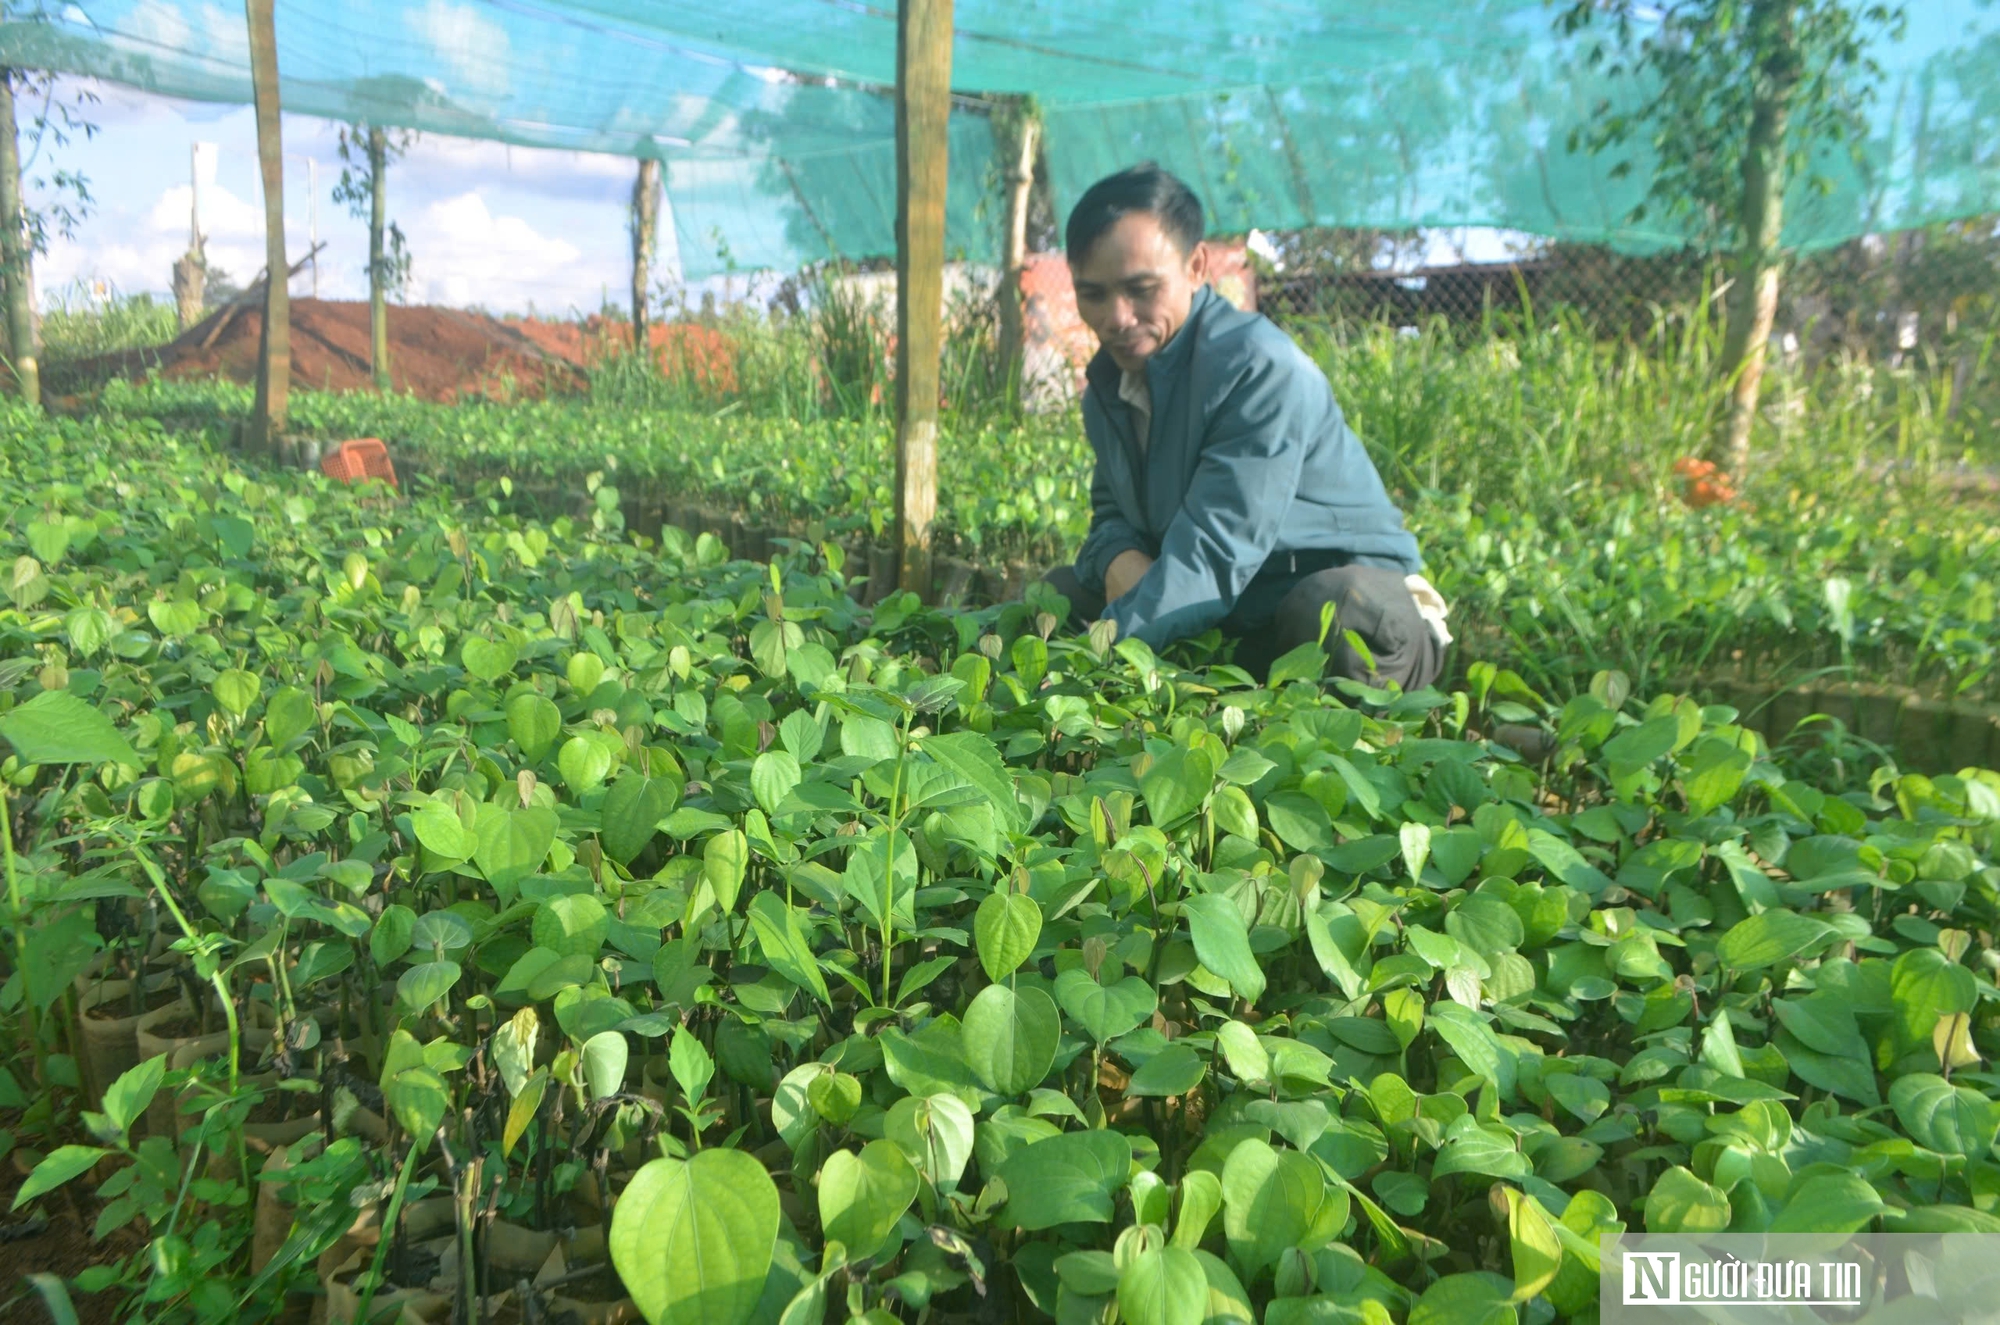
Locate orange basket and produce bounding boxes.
[321,438,399,491]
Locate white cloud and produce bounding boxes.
[116,0,245,66]
[119,0,191,56]
[405,0,512,103]
[400,191,582,308]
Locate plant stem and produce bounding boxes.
[0,787,48,1085]
[880,718,910,1009]
[353,1138,424,1325]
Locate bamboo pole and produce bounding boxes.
[631,157,661,356]
[244,0,289,455]
[893,0,953,600]
[0,70,40,410]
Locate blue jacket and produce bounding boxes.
[1073,285,1424,648]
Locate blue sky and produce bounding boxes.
[33,76,674,315]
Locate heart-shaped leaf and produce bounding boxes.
[817,1140,918,1262]
[974,890,1042,981]
[610,1149,778,1325]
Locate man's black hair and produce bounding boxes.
[1065,164,1204,262]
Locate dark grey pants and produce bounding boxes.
[1044,560,1444,692]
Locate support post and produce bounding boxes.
[368,126,389,391]
[894,0,953,599]
[0,70,39,409]
[631,157,661,357]
[244,0,289,455]
[995,101,1038,411]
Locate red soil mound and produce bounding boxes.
[60,299,586,403]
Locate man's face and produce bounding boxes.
[1071,211,1208,373]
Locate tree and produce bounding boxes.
[333,123,414,392]
[1557,0,1903,479]
[0,66,96,407]
[630,157,661,357]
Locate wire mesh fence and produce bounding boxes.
[1252,219,2000,393]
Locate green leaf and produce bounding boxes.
[745,892,831,1006]
[884,1094,976,1194]
[461,636,519,682]
[11,1146,107,1210]
[1889,1073,2000,1158]
[669,1033,716,1107]
[1767,1172,1884,1234]
[1683,739,1752,816]
[1717,909,1835,970]
[1172,1170,1223,1251]
[995,1128,1132,1230]
[493,1008,539,1098]
[1504,1188,1562,1303]
[1891,949,1978,1055]
[503,1069,548,1159]
[1116,1245,1206,1325]
[387,1067,450,1151]
[1410,1273,1517,1325]
[0,691,140,768]
[1127,1043,1206,1098]
[610,1149,779,1325]
[1644,1166,1730,1232]
[602,774,677,866]
[1182,893,1265,1005]
[582,1030,629,1101]
[411,800,476,861]
[1141,745,1215,829]
[26,515,69,565]
[960,985,1059,1096]
[750,751,802,817]
[532,894,609,959]
[1400,821,1432,883]
[918,731,1023,831]
[397,961,461,1013]
[558,734,615,792]
[973,891,1041,982]
[703,830,750,915]
[1604,715,1678,777]
[1221,1138,1344,1277]
[506,692,563,762]
[1431,1115,1531,1181]
[818,1140,918,1262]
[265,686,315,745]
[212,668,260,718]
[474,805,558,899]
[100,1054,167,1137]
[1054,970,1158,1043]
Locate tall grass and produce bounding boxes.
[1302,297,1989,522]
[38,281,180,366]
[588,264,1022,425]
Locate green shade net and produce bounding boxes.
[3,0,1996,276]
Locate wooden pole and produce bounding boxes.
[368,126,389,391]
[995,102,1038,412]
[631,157,661,356]
[0,70,40,410]
[894,0,953,599]
[244,0,289,455]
